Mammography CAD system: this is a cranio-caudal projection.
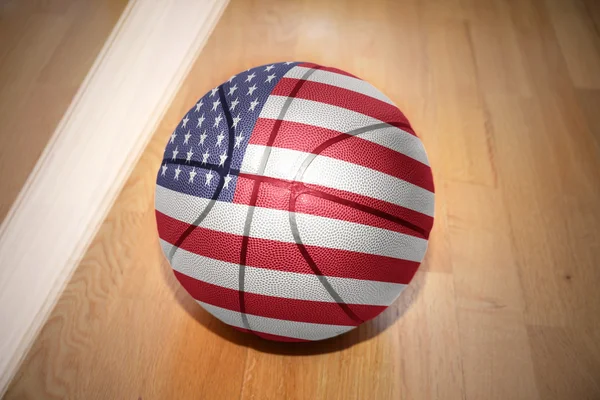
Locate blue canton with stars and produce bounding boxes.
[157,61,300,202]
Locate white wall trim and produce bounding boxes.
[0,0,228,393]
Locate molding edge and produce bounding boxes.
[0,0,228,393]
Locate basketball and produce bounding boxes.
[155,62,434,342]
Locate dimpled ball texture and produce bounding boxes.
[155,61,434,342]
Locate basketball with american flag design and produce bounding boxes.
[155,62,434,342]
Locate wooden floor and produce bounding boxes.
[6,0,600,398]
[0,0,128,223]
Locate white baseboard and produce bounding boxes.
[0,0,228,393]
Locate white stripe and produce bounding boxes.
[198,301,354,341]
[354,125,430,166]
[161,240,405,306]
[284,66,395,105]
[259,96,428,166]
[240,145,434,217]
[155,185,428,262]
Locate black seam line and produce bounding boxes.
[167,85,237,263]
[163,158,240,176]
[285,69,363,323]
[286,121,430,325]
[238,66,348,334]
[292,121,428,238]
[236,172,428,240]
[177,119,426,239]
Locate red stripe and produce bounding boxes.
[174,270,385,326]
[248,118,433,192]
[232,327,310,342]
[156,210,421,284]
[271,78,415,135]
[232,175,426,238]
[298,62,358,78]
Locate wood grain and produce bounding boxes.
[0,0,229,393]
[0,0,128,223]
[5,0,600,398]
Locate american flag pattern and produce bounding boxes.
[156,62,434,342]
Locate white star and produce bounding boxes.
[229,97,240,111]
[195,100,203,112]
[171,146,179,160]
[231,114,241,129]
[215,131,225,147]
[174,165,182,180]
[265,74,276,83]
[228,84,238,96]
[247,84,257,96]
[249,98,259,111]
[210,87,218,97]
[223,173,233,189]
[186,148,194,162]
[198,130,208,146]
[170,131,177,144]
[197,113,205,128]
[212,99,221,112]
[234,132,245,148]
[201,150,210,164]
[188,167,197,183]
[218,150,228,167]
[161,163,168,176]
[183,130,191,145]
[245,72,256,82]
[284,61,294,65]
[182,114,189,128]
[228,75,236,83]
[264,64,275,72]
[213,113,223,128]
[205,170,214,186]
